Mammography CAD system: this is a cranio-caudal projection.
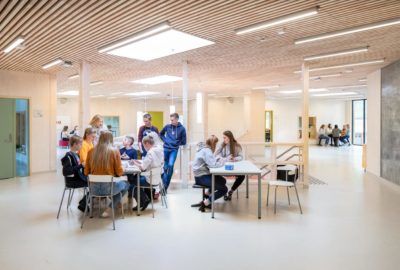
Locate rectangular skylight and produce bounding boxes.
[57,90,79,96]
[90,81,103,86]
[105,29,214,61]
[131,75,182,85]
[124,91,161,96]
[279,88,328,94]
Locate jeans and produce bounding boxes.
[318,135,330,145]
[162,148,179,190]
[340,135,350,144]
[90,181,129,208]
[195,174,228,202]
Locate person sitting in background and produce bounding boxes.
[69,125,79,136]
[215,130,244,201]
[84,132,129,218]
[138,113,159,158]
[131,135,164,211]
[318,124,330,146]
[120,136,137,160]
[192,135,227,212]
[61,135,88,212]
[340,125,350,145]
[61,126,70,141]
[332,125,341,147]
[79,128,96,165]
[326,123,333,146]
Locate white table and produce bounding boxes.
[209,160,262,219]
[122,161,143,216]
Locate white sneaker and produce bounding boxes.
[101,208,111,218]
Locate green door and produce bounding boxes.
[147,111,164,131]
[0,99,16,179]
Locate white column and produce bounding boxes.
[79,61,91,130]
[181,61,189,188]
[301,63,310,187]
[49,74,57,171]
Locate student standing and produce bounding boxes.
[88,114,107,145]
[215,130,244,201]
[61,126,70,141]
[138,113,159,157]
[84,132,129,218]
[61,135,88,212]
[192,135,227,212]
[159,113,187,191]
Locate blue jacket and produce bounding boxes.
[160,123,187,150]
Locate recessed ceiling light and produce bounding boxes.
[42,58,64,69]
[91,95,105,98]
[124,91,161,96]
[312,92,358,97]
[57,90,79,96]
[359,78,367,82]
[131,75,182,85]
[3,36,25,53]
[90,81,103,86]
[327,84,366,89]
[310,73,342,79]
[235,7,319,35]
[68,74,79,79]
[111,92,124,95]
[303,47,369,61]
[208,93,217,96]
[252,85,280,90]
[295,17,400,44]
[100,23,214,61]
[279,88,328,94]
[294,59,384,73]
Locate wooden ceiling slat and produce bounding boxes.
[0,0,19,23]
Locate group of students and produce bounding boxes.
[61,112,187,217]
[60,125,79,141]
[318,124,351,147]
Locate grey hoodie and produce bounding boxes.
[192,142,224,177]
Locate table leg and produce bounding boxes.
[137,173,141,216]
[258,173,261,219]
[246,175,249,199]
[211,174,215,219]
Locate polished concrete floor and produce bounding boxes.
[1,146,400,270]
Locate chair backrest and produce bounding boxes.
[88,174,114,183]
[142,167,162,185]
[277,164,298,182]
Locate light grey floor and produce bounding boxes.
[1,146,400,270]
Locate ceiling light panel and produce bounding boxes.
[294,59,384,73]
[42,58,64,69]
[57,90,79,96]
[295,17,400,44]
[235,7,319,35]
[105,29,214,61]
[3,36,25,53]
[131,75,182,85]
[252,85,280,90]
[124,91,161,96]
[303,47,369,61]
[312,92,358,97]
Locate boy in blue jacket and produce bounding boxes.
[159,113,187,191]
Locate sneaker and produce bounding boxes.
[140,199,151,211]
[77,205,89,213]
[101,208,112,218]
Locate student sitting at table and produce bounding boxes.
[61,126,70,141]
[120,136,137,160]
[79,127,96,165]
[192,135,227,212]
[84,131,129,218]
[131,134,164,211]
[215,130,244,201]
[61,135,88,212]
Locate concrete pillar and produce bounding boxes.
[79,61,91,130]
[302,63,310,187]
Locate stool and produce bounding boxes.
[191,184,208,207]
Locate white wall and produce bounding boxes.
[57,97,181,140]
[366,69,381,177]
[0,70,57,173]
[265,98,350,143]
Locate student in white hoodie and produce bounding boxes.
[132,134,164,211]
[192,135,227,212]
[215,130,244,201]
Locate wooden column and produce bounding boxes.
[302,63,310,187]
[79,61,91,130]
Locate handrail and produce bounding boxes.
[276,146,297,159]
[285,154,300,161]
